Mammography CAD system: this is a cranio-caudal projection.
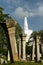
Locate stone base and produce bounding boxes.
[20,59,27,62]
[13,53,19,61]
[30,61,35,62]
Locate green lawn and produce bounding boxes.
[0,62,43,65]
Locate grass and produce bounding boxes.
[0,61,43,65]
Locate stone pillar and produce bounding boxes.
[8,50,10,61]
[32,44,35,61]
[8,27,18,61]
[22,34,26,60]
[6,19,19,61]
[41,44,43,60]
[19,38,21,60]
[35,36,41,61]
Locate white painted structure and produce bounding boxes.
[24,16,33,42]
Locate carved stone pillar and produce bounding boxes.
[19,38,21,60]
[6,19,19,61]
[22,34,26,60]
[35,36,41,61]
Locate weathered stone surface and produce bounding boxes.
[6,19,17,28]
[35,35,41,61]
[22,34,26,41]
[6,19,19,61]
[19,38,21,60]
[32,45,35,61]
[36,36,41,44]
[22,34,26,60]
[8,27,19,61]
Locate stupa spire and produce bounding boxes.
[23,16,33,42]
[24,16,28,33]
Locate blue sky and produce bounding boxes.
[0,0,43,31]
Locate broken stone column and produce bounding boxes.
[19,38,21,60]
[6,19,19,62]
[8,50,10,61]
[35,36,41,61]
[1,58,4,64]
[22,34,26,60]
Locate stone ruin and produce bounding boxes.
[0,19,43,64]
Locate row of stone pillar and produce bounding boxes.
[6,18,27,62]
[7,33,26,62]
[19,34,42,62]
[32,36,41,62]
[6,19,42,62]
[7,31,42,62]
[19,34,26,61]
[6,19,19,62]
[7,28,42,62]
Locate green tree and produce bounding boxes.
[15,22,22,52]
[0,7,9,56]
[0,25,8,56]
[30,30,43,43]
[0,7,9,22]
[30,31,38,40]
[15,23,22,41]
[0,7,22,57]
[38,30,43,43]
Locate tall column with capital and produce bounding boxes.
[6,19,19,62]
[22,34,26,60]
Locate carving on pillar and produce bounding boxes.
[36,36,41,44]
[6,19,17,28]
[22,34,26,41]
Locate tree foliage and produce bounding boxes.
[0,7,22,57]
[0,7,10,22]
[15,23,22,41]
[0,25,8,56]
[30,30,43,43]
[38,30,43,43]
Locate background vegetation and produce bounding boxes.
[0,7,22,59]
[0,62,43,65]
[0,7,43,64]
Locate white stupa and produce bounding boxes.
[24,16,33,42]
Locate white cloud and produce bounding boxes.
[26,3,43,17]
[11,3,43,19]
[33,5,43,16]
[14,7,34,18]
[9,2,43,19]
[37,5,43,16]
